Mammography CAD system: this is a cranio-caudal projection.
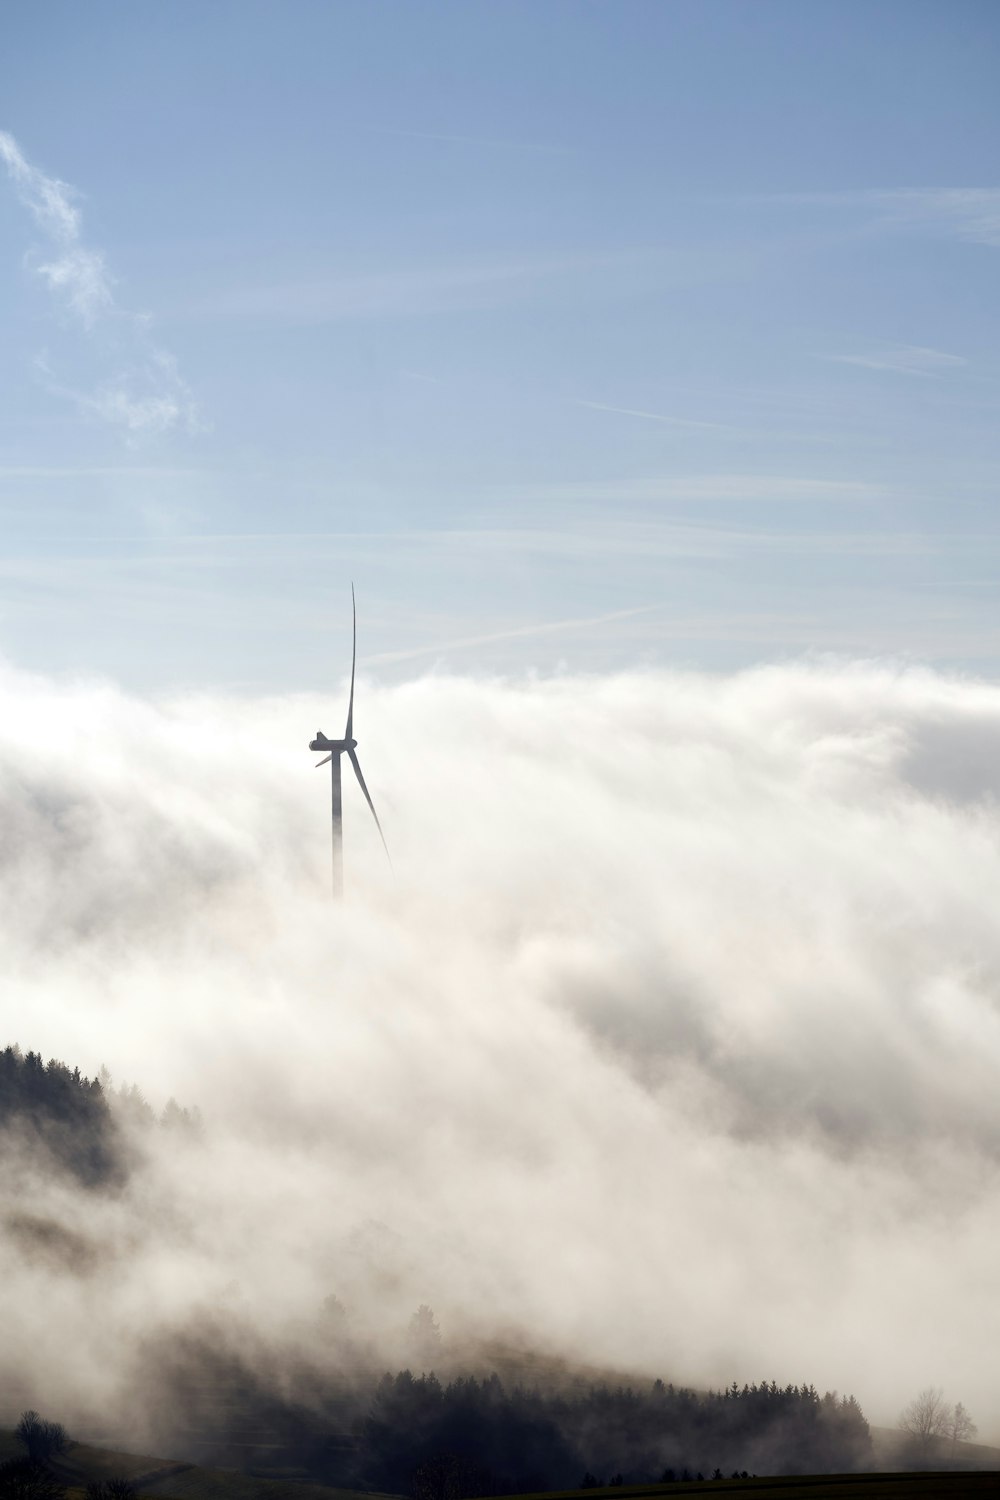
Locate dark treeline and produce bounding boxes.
[0,1045,121,1187]
[357,1371,873,1495]
[0,1044,201,1189]
[137,1317,873,1498]
[0,1457,65,1500]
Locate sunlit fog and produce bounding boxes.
[2,658,998,1445]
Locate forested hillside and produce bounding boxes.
[1,1045,873,1492]
[0,1043,201,1191]
[0,1045,121,1187]
[356,1373,873,1493]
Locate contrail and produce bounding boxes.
[367,603,660,666]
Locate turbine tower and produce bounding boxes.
[309,585,389,897]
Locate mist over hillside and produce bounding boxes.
[0,656,998,1445]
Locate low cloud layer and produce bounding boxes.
[0,658,998,1439]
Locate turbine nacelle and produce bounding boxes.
[310,731,357,753]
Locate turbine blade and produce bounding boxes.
[315,754,332,768]
[345,582,356,740]
[347,747,391,863]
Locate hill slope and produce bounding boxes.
[0,1431,396,1500]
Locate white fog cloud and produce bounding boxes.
[0,659,998,1439]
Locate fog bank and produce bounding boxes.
[0,657,998,1438]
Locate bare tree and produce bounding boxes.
[945,1402,977,1461]
[899,1389,975,1466]
[13,1414,68,1465]
[899,1388,949,1463]
[85,1480,137,1500]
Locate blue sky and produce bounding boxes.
[1,0,998,690]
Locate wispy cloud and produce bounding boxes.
[35,349,202,441]
[0,130,113,325]
[868,188,1000,247]
[195,246,737,324]
[576,400,834,445]
[769,188,1000,248]
[366,125,572,155]
[0,465,201,480]
[577,400,736,432]
[0,129,200,439]
[501,473,888,506]
[199,253,629,323]
[819,343,967,378]
[366,604,660,666]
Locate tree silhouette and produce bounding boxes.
[85,1480,137,1500]
[14,1413,68,1464]
[321,1293,349,1335]
[946,1402,977,1462]
[354,1369,871,1491]
[0,1048,121,1187]
[0,1459,65,1500]
[407,1304,442,1370]
[899,1388,949,1463]
[898,1388,976,1465]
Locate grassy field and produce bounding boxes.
[487,1478,1000,1499]
[2,1429,998,1500]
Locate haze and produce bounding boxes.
[1,0,999,1467]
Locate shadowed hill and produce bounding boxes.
[0,1431,399,1500]
[868,1427,1000,1474]
[4,1427,1000,1500]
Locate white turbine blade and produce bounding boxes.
[315,754,332,768]
[347,747,391,863]
[345,582,356,740]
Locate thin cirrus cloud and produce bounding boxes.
[577,400,741,433]
[819,343,968,378]
[769,187,1000,248]
[196,246,734,324]
[199,254,620,323]
[366,124,573,155]
[0,129,200,439]
[576,399,835,445]
[365,603,661,666]
[501,472,889,505]
[871,188,1000,248]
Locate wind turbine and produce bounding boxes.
[309,586,389,897]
